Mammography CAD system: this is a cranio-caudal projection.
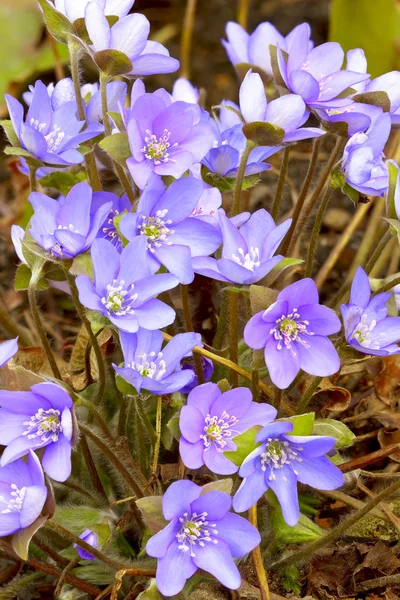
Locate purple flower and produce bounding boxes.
[114,329,202,394]
[75,529,99,560]
[233,421,344,524]
[179,356,214,394]
[179,383,277,475]
[244,279,341,389]
[341,113,390,196]
[76,237,178,333]
[0,451,48,537]
[146,480,260,596]
[239,70,325,143]
[5,81,103,167]
[119,176,222,284]
[0,382,74,482]
[202,124,279,179]
[341,266,400,356]
[276,24,369,110]
[0,338,18,368]
[85,1,179,78]
[90,191,131,250]
[124,90,215,189]
[29,182,113,258]
[193,209,290,285]
[171,78,200,104]
[52,0,134,23]
[222,21,313,78]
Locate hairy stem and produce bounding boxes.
[29,166,38,192]
[181,284,204,383]
[79,433,109,503]
[180,0,197,79]
[249,504,270,600]
[271,147,290,220]
[229,291,239,387]
[0,295,33,346]
[232,141,254,216]
[373,274,400,296]
[151,396,163,479]
[304,186,333,278]
[296,376,322,414]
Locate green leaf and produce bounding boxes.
[383,217,400,243]
[224,426,261,467]
[12,515,48,560]
[70,252,94,278]
[243,121,285,146]
[353,90,391,112]
[386,161,399,220]
[249,284,278,315]
[136,496,168,534]
[329,0,400,78]
[15,263,32,291]
[99,132,131,165]
[137,579,162,600]
[71,564,115,585]
[280,413,315,436]
[271,508,324,545]
[94,49,132,76]
[330,165,347,190]
[201,479,233,495]
[0,119,20,146]
[217,379,231,393]
[86,310,112,334]
[4,146,43,169]
[200,165,260,192]
[40,170,87,195]
[269,257,303,277]
[212,103,244,123]
[343,182,361,204]
[313,418,355,448]
[37,0,75,43]
[108,111,126,132]
[52,506,113,535]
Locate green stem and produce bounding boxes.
[373,274,400,296]
[54,557,80,596]
[279,137,322,256]
[249,504,270,600]
[232,141,254,216]
[304,186,333,278]
[271,476,400,572]
[180,0,197,79]
[68,38,102,192]
[64,269,106,406]
[364,229,392,275]
[100,72,136,205]
[29,166,38,192]
[212,289,229,350]
[151,396,163,478]
[229,290,239,387]
[271,147,290,220]
[237,0,251,29]
[118,394,128,438]
[181,284,204,383]
[76,395,115,443]
[296,376,322,414]
[27,284,62,379]
[79,432,109,503]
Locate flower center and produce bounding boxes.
[138,211,174,252]
[30,119,66,152]
[270,309,313,355]
[200,411,239,452]
[352,314,382,349]
[101,279,138,316]
[231,247,261,271]
[126,351,167,380]
[22,408,62,444]
[176,511,218,557]
[260,438,303,481]
[102,209,122,247]
[141,129,178,165]
[0,484,27,514]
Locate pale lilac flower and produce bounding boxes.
[51,0,135,23]
[0,339,18,368]
[75,529,99,560]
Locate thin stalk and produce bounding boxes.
[370,236,396,277]
[373,274,400,296]
[304,186,333,278]
[364,229,392,274]
[29,166,38,192]
[181,284,204,383]
[27,284,62,379]
[0,296,33,346]
[99,72,136,205]
[229,291,239,387]
[76,395,115,443]
[80,424,145,504]
[279,137,322,256]
[79,433,109,503]
[64,269,106,406]
[296,376,322,414]
[270,477,400,572]
[54,557,80,596]
[232,141,254,216]
[271,147,290,220]
[180,0,197,80]
[118,394,128,438]
[212,289,229,349]
[252,368,259,402]
[249,504,270,600]
[27,557,102,596]
[68,38,102,192]
[151,396,163,478]
[237,0,251,29]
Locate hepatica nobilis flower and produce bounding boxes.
[51,0,135,23]
[193,209,290,285]
[124,90,215,188]
[76,237,178,333]
[276,23,370,110]
[85,0,179,79]
[146,480,260,596]
[29,182,113,258]
[75,529,99,561]
[0,383,74,482]
[233,421,344,524]
[114,328,202,394]
[180,356,214,394]
[341,266,400,356]
[0,338,18,368]
[244,279,341,389]
[239,70,325,143]
[119,176,222,284]
[5,80,103,167]
[179,383,277,475]
[90,191,131,250]
[341,113,390,196]
[0,451,48,537]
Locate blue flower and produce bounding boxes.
[51,0,135,24]
[233,421,344,524]
[75,529,99,561]
[0,451,48,537]
[146,480,260,596]
[0,338,18,368]
[0,383,74,483]
[76,237,178,333]
[5,80,103,167]
[341,266,400,356]
[114,328,202,394]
